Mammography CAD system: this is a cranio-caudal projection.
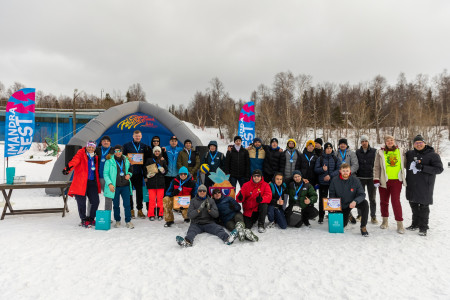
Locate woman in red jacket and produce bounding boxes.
[236,169,272,234]
[63,141,101,228]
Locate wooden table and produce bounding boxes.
[0,181,72,220]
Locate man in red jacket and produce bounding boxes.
[63,140,101,228]
[237,169,272,234]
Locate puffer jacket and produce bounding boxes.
[143,154,167,189]
[214,195,241,224]
[236,178,272,217]
[187,195,219,224]
[103,154,133,199]
[280,148,302,180]
[299,148,318,185]
[287,180,318,209]
[225,145,250,178]
[336,148,359,174]
[263,145,283,178]
[66,147,101,197]
[165,145,183,177]
[329,174,366,209]
[314,151,341,185]
[355,146,376,179]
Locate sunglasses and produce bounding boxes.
[253,174,262,177]
[152,140,160,143]
[114,150,122,153]
[198,190,207,193]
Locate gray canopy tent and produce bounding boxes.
[46,101,202,195]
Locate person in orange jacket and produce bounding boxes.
[236,169,272,234]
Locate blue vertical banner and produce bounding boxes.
[5,88,36,157]
[238,101,255,148]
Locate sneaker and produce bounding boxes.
[244,229,259,242]
[258,226,266,233]
[235,222,245,241]
[184,219,190,223]
[318,218,324,224]
[418,229,427,236]
[137,210,145,219]
[114,221,121,228]
[149,217,155,221]
[349,214,357,224]
[90,218,96,226]
[164,221,174,227]
[158,216,163,221]
[267,221,275,228]
[131,210,135,219]
[360,226,369,237]
[356,215,362,222]
[371,217,379,224]
[126,222,135,229]
[225,229,238,245]
[83,219,92,228]
[406,224,418,231]
[176,236,192,247]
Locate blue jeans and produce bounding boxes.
[113,185,131,223]
[267,205,287,229]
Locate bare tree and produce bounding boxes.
[126,83,146,102]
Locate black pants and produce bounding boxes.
[74,179,100,221]
[342,200,369,228]
[244,203,268,229]
[410,202,430,231]
[318,185,330,220]
[224,212,245,231]
[130,173,144,210]
[358,178,376,217]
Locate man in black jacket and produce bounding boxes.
[225,136,250,188]
[355,135,378,224]
[405,135,444,236]
[329,163,369,237]
[262,138,283,183]
[299,140,318,186]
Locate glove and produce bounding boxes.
[415,162,423,171]
[173,189,180,196]
[206,199,211,210]
[158,167,165,173]
[256,195,263,203]
[62,166,71,175]
[373,179,380,188]
[237,193,243,201]
[199,200,207,211]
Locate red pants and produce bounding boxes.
[148,189,164,217]
[378,180,403,221]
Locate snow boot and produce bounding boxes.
[380,217,389,229]
[176,236,192,247]
[225,229,238,245]
[356,215,362,222]
[258,225,266,233]
[349,213,357,224]
[235,222,245,241]
[244,229,259,242]
[138,210,145,219]
[131,210,135,219]
[114,221,121,228]
[360,226,369,237]
[126,222,135,229]
[267,221,275,228]
[371,216,379,224]
[158,216,163,221]
[418,229,427,236]
[184,218,190,223]
[406,224,418,231]
[164,221,174,227]
[397,221,405,234]
[149,217,155,221]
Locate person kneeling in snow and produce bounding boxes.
[286,170,318,228]
[329,163,369,237]
[268,173,288,229]
[212,188,246,242]
[176,185,237,247]
[236,169,272,237]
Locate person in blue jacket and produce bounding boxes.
[212,188,245,241]
[268,173,288,229]
[201,140,225,188]
[314,142,341,224]
[164,135,183,191]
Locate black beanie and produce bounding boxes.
[314,138,323,146]
[113,144,123,152]
[100,135,111,142]
[270,138,279,144]
[338,138,348,146]
[413,135,425,143]
[184,139,192,145]
[234,136,242,142]
[324,142,333,150]
[292,170,302,177]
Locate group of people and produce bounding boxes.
[63,130,444,246]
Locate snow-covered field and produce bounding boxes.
[1,126,450,300]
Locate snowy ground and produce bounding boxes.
[1,127,450,299]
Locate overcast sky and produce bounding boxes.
[1,0,449,106]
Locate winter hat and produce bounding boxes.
[292,170,302,177]
[314,138,323,146]
[152,146,161,154]
[270,138,279,145]
[360,135,369,142]
[287,139,297,148]
[184,139,192,145]
[197,184,207,192]
[253,137,262,144]
[234,136,242,142]
[170,135,178,141]
[413,135,425,143]
[178,166,189,175]
[113,144,123,152]
[86,140,97,147]
[338,138,348,146]
[208,140,218,149]
[100,135,111,143]
[306,140,315,148]
[384,135,395,142]
[252,169,263,177]
[212,188,221,195]
[324,142,333,150]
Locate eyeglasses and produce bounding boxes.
[414,141,424,145]
[198,190,207,193]
[180,173,187,176]
[253,175,262,178]
[213,192,222,195]
[114,150,122,153]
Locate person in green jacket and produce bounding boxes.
[286,170,318,227]
[103,145,134,229]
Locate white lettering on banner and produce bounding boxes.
[6,109,34,156]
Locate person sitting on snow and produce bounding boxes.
[212,188,246,241]
[176,185,237,247]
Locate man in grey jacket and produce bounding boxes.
[329,163,369,237]
[176,185,237,247]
